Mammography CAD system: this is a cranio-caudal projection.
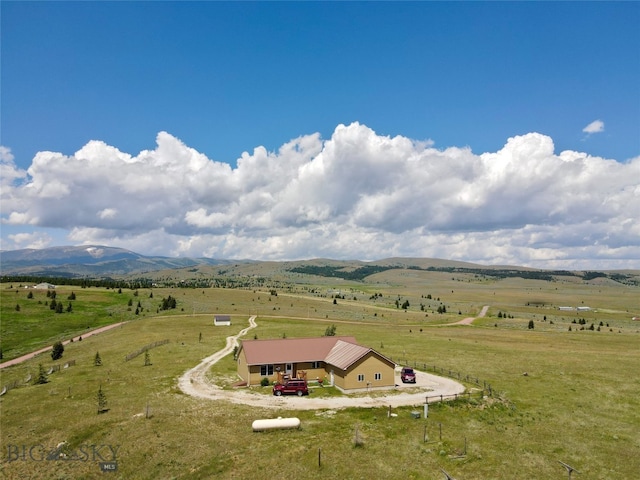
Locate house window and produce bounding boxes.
[311,361,321,369]
[374,372,382,380]
[260,365,274,376]
[357,374,365,382]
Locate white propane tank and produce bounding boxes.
[252,417,301,432]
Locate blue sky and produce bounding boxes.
[1,2,639,269]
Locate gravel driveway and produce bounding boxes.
[178,316,466,410]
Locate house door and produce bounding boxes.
[286,363,293,377]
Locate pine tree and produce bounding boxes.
[97,385,108,413]
[144,350,151,366]
[94,351,102,366]
[35,364,48,384]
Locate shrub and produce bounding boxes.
[260,377,270,387]
[51,341,64,360]
[324,324,337,336]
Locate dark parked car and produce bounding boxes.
[400,367,416,383]
[273,379,309,396]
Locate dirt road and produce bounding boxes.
[178,316,466,410]
[450,305,489,325]
[0,322,128,369]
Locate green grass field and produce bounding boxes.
[1,273,639,479]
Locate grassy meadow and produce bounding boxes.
[0,271,639,479]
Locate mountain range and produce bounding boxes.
[0,245,232,277]
[1,246,638,285]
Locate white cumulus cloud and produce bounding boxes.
[582,119,605,134]
[7,231,53,250]
[1,123,639,269]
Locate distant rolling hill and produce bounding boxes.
[0,245,232,277]
[1,246,638,286]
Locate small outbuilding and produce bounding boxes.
[214,315,232,326]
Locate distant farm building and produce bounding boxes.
[33,282,56,290]
[214,315,231,326]
[558,306,591,312]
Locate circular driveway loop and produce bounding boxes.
[178,316,467,410]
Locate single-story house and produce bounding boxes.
[236,336,396,391]
[214,315,231,326]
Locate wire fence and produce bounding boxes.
[1,359,77,395]
[124,339,170,361]
[389,356,494,398]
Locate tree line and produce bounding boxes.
[1,275,152,289]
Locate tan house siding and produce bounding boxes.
[237,350,250,384]
[242,361,327,386]
[244,363,281,386]
[247,365,264,386]
[340,352,395,390]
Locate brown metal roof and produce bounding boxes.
[240,336,358,365]
[324,340,372,370]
